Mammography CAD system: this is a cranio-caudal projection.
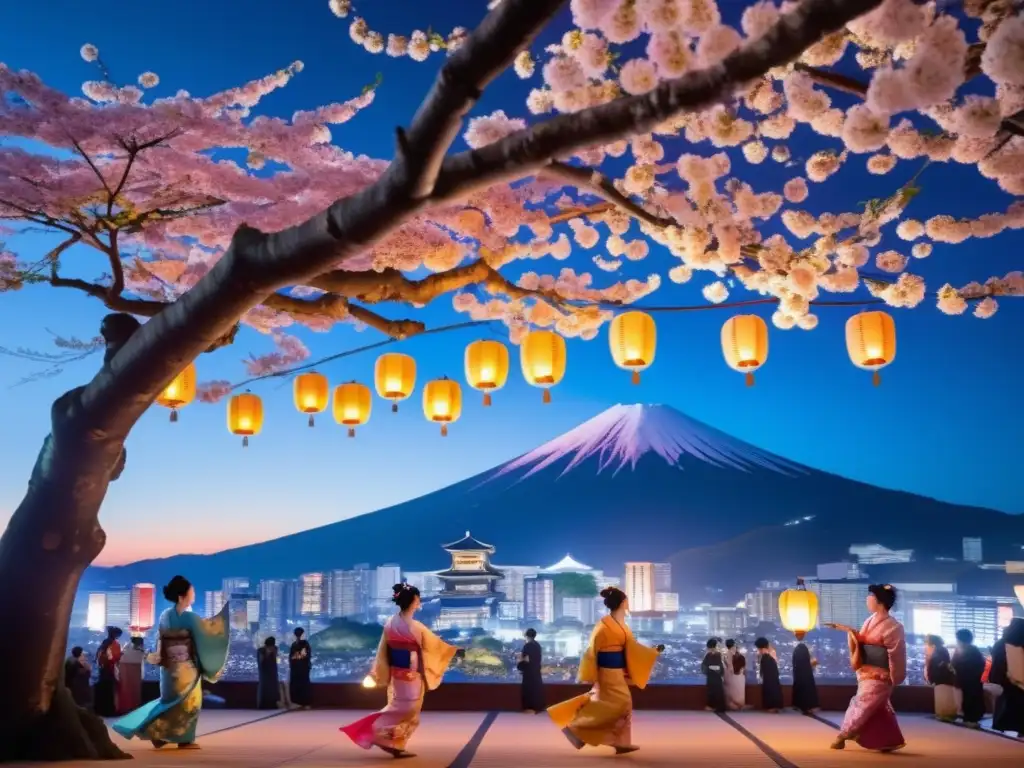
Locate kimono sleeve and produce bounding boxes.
[184,603,230,682]
[370,630,390,686]
[624,629,659,689]
[576,622,602,685]
[882,619,907,686]
[417,623,458,691]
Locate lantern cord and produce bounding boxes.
[542,389,552,404]
[631,370,640,385]
[483,392,492,407]
[348,428,355,438]
[441,424,448,437]
[169,410,178,423]
[391,402,399,413]
[242,436,249,448]
[873,370,881,387]
[308,414,315,428]
[745,372,754,387]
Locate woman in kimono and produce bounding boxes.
[791,642,819,714]
[288,627,313,710]
[723,639,746,710]
[924,634,957,721]
[112,575,230,750]
[701,638,726,713]
[548,587,664,755]
[754,638,783,712]
[828,583,906,752]
[519,628,545,714]
[990,618,1024,736]
[256,637,280,710]
[94,626,123,716]
[117,637,146,714]
[340,583,465,759]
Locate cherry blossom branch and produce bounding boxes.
[541,162,676,229]
[431,0,886,201]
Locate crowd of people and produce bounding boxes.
[61,575,1024,757]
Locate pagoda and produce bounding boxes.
[436,532,505,629]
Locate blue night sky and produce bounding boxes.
[0,1,1020,565]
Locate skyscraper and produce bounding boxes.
[524,576,555,624]
[204,590,224,618]
[105,589,131,628]
[300,572,325,617]
[222,577,250,598]
[653,563,672,593]
[376,564,402,601]
[404,571,444,597]
[624,562,655,612]
[86,593,106,631]
[260,579,286,630]
[963,537,983,563]
[129,583,156,631]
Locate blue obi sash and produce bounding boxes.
[387,647,414,669]
[597,651,626,669]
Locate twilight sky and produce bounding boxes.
[1,1,1021,566]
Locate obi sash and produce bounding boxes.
[597,651,626,669]
[387,643,418,669]
[861,643,888,670]
[159,630,195,667]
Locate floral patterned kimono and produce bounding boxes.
[839,612,907,751]
[112,605,229,745]
[340,614,458,752]
[548,615,660,749]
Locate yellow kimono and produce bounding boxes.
[340,615,457,752]
[548,615,660,748]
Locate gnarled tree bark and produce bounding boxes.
[0,0,882,759]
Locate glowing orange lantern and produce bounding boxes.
[227,391,263,447]
[609,311,657,384]
[293,372,329,427]
[846,310,896,386]
[779,578,819,640]
[721,315,769,387]
[465,340,509,406]
[333,381,372,438]
[155,362,196,422]
[520,330,566,404]
[375,353,416,412]
[422,376,462,436]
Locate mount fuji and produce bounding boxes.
[84,404,1024,600]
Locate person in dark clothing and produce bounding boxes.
[990,618,1024,736]
[701,638,727,712]
[289,627,313,709]
[952,628,986,728]
[792,642,819,714]
[924,635,957,721]
[754,637,783,712]
[257,637,280,710]
[93,626,123,716]
[518,628,545,713]
[65,646,93,708]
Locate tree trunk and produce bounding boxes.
[0,384,132,761]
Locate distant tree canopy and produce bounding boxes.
[310,618,383,651]
[551,572,598,598]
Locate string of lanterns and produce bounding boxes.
[154,309,898,445]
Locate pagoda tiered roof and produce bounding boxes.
[436,562,505,578]
[442,531,495,553]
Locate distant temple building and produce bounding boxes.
[436,532,505,630]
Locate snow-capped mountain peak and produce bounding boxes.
[493,404,802,480]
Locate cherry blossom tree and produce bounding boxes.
[0,0,1022,759]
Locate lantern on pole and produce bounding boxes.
[227,391,263,447]
[465,340,509,406]
[721,315,769,387]
[375,353,416,412]
[846,310,896,386]
[609,311,657,384]
[293,372,329,427]
[778,578,819,640]
[333,382,372,438]
[155,362,196,422]
[422,376,462,436]
[520,330,566,404]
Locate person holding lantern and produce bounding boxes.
[547,586,664,755]
[827,583,907,752]
[340,583,465,759]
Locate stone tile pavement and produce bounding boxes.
[9,709,1021,767]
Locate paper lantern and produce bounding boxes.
[846,310,896,386]
[227,391,263,447]
[293,372,329,427]
[333,381,372,438]
[721,315,769,387]
[375,353,416,412]
[155,362,196,422]
[610,311,657,384]
[520,330,566,404]
[422,376,462,436]
[465,340,509,406]
[779,578,819,640]
[361,675,376,688]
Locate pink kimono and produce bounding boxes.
[839,613,907,751]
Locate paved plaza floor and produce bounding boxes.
[13,709,1022,767]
